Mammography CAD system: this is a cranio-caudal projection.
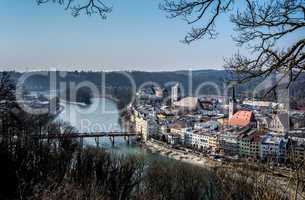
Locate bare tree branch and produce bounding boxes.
[161,0,305,92]
[160,0,234,43]
[36,0,112,19]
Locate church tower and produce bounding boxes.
[229,86,237,119]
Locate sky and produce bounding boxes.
[0,0,299,72]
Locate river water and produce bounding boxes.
[57,98,145,155]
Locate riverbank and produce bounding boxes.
[143,139,222,169]
[143,139,294,182]
[143,139,297,197]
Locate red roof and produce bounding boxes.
[229,110,254,127]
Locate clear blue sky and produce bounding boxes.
[0,1,261,71]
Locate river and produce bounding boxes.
[57,98,146,155]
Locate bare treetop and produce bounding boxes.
[36,0,112,19]
[160,0,234,43]
[161,0,305,92]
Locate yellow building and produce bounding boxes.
[134,114,158,141]
[157,112,175,121]
[135,115,148,141]
[208,134,219,151]
[169,121,187,135]
[217,117,229,126]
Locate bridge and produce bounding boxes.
[31,132,140,147]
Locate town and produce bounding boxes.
[129,83,305,167]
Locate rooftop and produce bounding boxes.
[229,110,254,127]
[261,133,287,145]
[173,97,201,110]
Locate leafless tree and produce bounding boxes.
[36,0,112,19]
[161,0,305,89]
[0,72,15,102]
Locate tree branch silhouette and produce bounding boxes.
[161,0,305,90]
[36,0,112,19]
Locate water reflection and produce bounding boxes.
[58,98,135,150]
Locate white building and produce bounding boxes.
[173,97,202,112]
[167,133,181,145]
[243,100,285,109]
[194,121,219,131]
[269,112,290,134]
[183,128,211,149]
[171,83,181,103]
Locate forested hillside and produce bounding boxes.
[3,70,305,109]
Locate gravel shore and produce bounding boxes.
[143,140,221,169]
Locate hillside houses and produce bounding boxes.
[130,84,305,164]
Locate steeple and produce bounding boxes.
[232,86,237,103]
[229,85,237,119]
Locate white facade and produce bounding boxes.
[229,99,236,120]
[269,112,290,134]
[243,100,284,109]
[171,83,181,103]
[183,128,209,149]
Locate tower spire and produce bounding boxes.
[229,83,237,119]
[232,85,237,103]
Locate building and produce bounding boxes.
[208,134,220,152]
[134,114,158,141]
[153,86,163,98]
[229,86,237,119]
[256,115,271,131]
[259,133,288,162]
[200,100,214,110]
[288,140,305,163]
[169,121,187,135]
[183,128,217,150]
[168,121,187,144]
[219,131,240,156]
[191,131,210,149]
[160,124,170,135]
[173,97,202,112]
[229,110,256,128]
[167,133,181,146]
[171,82,181,103]
[183,128,193,147]
[238,130,264,159]
[157,111,175,121]
[242,100,280,108]
[194,121,219,131]
[217,117,229,126]
[219,127,253,156]
[290,112,305,129]
[269,112,289,134]
[287,130,305,163]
